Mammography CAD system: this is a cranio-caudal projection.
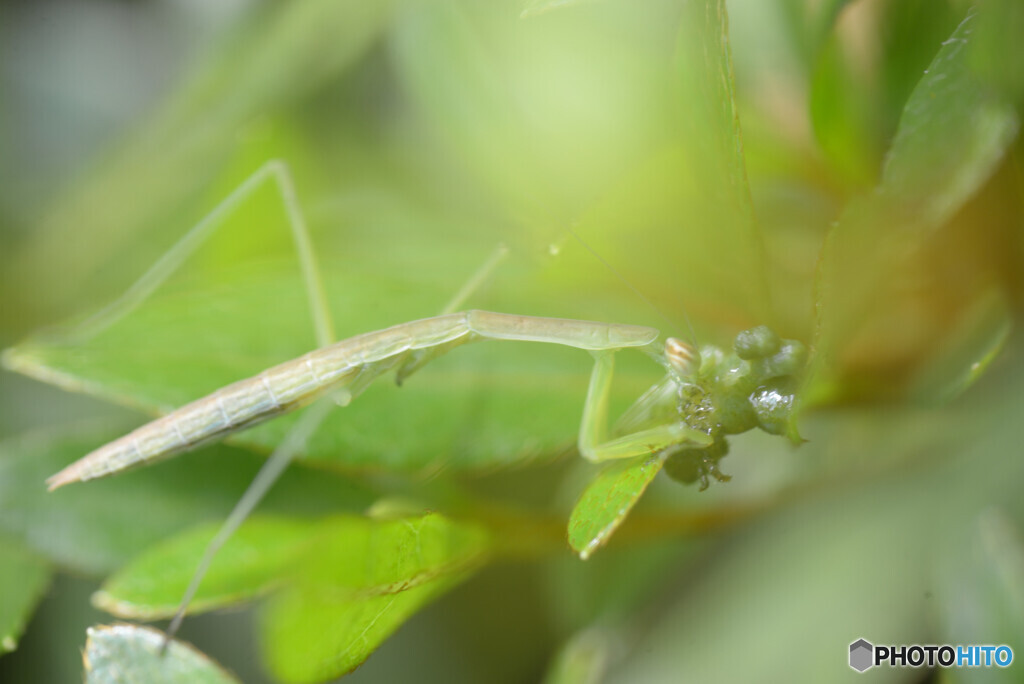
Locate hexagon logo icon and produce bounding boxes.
[849,639,874,672]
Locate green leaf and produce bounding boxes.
[0,424,372,575]
[2,135,660,476]
[968,0,1024,104]
[261,513,490,683]
[262,573,468,684]
[0,539,52,654]
[568,456,663,559]
[569,0,767,334]
[810,1,963,189]
[570,1,768,335]
[880,9,1019,227]
[808,7,1020,404]
[808,32,879,187]
[291,513,490,596]
[95,511,491,682]
[83,624,239,684]
[96,517,312,620]
[4,245,660,474]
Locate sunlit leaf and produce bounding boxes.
[96,517,312,620]
[84,624,239,684]
[261,513,490,683]
[292,513,490,594]
[0,539,51,654]
[263,573,467,684]
[568,456,663,559]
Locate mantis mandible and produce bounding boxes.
[40,161,807,643]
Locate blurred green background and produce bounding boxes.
[1,0,1022,682]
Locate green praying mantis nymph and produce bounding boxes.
[33,161,808,644]
[46,315,806,491]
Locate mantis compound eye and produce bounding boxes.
[665,337,699,376]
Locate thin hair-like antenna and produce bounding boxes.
[564,225,699,348]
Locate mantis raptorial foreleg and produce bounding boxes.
[578,352,712,462]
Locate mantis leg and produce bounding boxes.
[163,392,338,648]
[72,159,335,349]
[577,352,712,463]
[162,162,337,645]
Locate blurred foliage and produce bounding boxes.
[1,0,1022,682]
[84,624,240,684]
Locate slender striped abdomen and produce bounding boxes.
[46,311,658,489]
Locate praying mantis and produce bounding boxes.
[26,161,808,643]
